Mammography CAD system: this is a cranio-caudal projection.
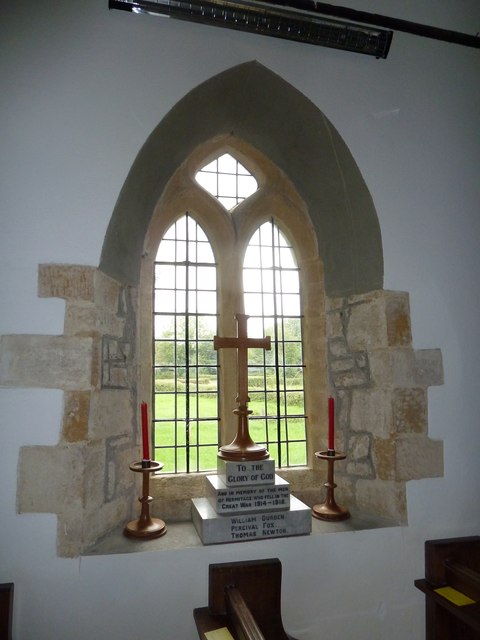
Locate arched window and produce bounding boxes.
[243,220,306,467]
[153,214,219,473]
[149,144,316,477]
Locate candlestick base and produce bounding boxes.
[123,460,167,540]
[312,450,350,522]
[123,516,167,539]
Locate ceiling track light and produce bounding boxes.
[109,0,394,58]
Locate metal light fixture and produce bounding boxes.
[109,0,393,58]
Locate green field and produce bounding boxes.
[153,393,307,473]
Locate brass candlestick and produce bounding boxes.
[312,450,350,521]
[124,460,167,539]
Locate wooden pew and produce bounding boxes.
[415,536,480,640]
[194,558,298,640]
[0,583,14,640]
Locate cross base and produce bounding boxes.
[217,404,269,461]
[217,443,270,462]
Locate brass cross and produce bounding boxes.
[214,314,271,407]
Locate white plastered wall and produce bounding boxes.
[1,1,479,638]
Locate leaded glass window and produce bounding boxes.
[243,220,307,467]
[195,153,258,210]
[153,154,307,473]
[153,214,219,472]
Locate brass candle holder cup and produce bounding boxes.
[124,460,167,539]
[312,450,350,522]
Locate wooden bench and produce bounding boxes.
[415,536,480,640]
[194,558,298,640]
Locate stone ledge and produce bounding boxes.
[83,509,399,556]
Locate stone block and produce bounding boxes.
[118,286,137,323]
[38,264,96,301]
[207,474,290,514]
[63,390,90,442]
[369,347,417,388]
[64,303,125,338]
[105,435,135,501]
[336,389,350,430]
[346,290,412,351]
[372,437,396,481]
[414,349,444,387]
[94,270,121,311]
[101,336,131,389]
[385,292,411,346]
[354,352,369,370]
[356,479,407,523]
[84,442,107,511]
[393,388,427,433]
[80,495,132,555]
[17,444,85,514]
[0,335,93,390]
[325,310,344,339]
[349,433,371,460]
[346,291,388,350]
[395,435,444,481]
[325,296,345,313]
[151,472,204,499]
[275,467,323,493]
[328,337,349,358]
[56,505,86,558]
[350,388,393,438]
[192,495,311,544]
[346,460,374,477]
[324,474,355,508]
[89,389,132,439]
[333,368,370,389]
[330,356,355,373]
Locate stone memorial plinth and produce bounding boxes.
[192,459,311,545]
[217,459,276,486]
[207,474,290,514]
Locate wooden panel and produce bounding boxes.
[0,583,14,640]
[425,536,480,585]
[415,537,480,640]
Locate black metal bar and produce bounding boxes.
[108,0,393,58]
[290,1,480,49]
[109,0,480,50]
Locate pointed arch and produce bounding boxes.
[100,61,383,297]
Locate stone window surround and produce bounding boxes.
[0,62,444,557]
[2,263,444,557]
[140,135,326,519]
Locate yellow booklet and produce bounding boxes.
[435,586,476,606]
[205,627,235,640]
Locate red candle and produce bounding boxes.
[141,402,150,460]
[328,396,335,451]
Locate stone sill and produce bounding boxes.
[84,510,398,556]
